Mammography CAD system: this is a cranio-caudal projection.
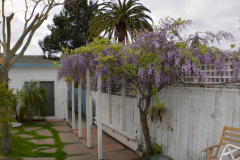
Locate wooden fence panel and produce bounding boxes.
[92,85,240,160]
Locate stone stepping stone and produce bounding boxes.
[65,155,96,160]
[63,143,90,155]
[32,121,48,125]
[37,146,50,149]
[52,126,72,132]
[23,158,55,160]
[28,138,55,145]
[32,149,38,152]
[11,130,18,133]
[24,127,42,132]
[59,132,79,143]
[2,158,18,160]
[32,146,50,152]
[40,148,57,153]
[18,134,34,138]
[36,129,53,136]
[50,121,68,126]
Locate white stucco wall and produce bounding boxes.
[9,66,68,120]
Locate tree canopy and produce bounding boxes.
[87,0,153,43]
[39,0,96,57]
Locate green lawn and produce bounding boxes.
[0,122,67,160]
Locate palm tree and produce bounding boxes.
[19,81,48,122]
[88,0,153,43]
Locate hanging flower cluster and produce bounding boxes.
[57,18,240,90]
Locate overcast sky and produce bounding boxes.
[1,0,240,55]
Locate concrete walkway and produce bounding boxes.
[73,126,141,160]
[68,108,141,160]
[20,120,96,160]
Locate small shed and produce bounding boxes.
[8,55,68,120]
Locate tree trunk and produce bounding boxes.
[0,68,13,153]
[118,30,126,43]
[0,124,12,153]
[140,109,152,158]
[116,22,126,43]
[1,69,9,88]
[139,95,152,158]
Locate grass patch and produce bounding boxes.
[0,122,68,160]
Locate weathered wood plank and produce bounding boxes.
[226,91,233,127]
[233,92,240,128]
[192,89,199,159]
[176,87,181,160]
[167,88,173,157]
[232,92,240,148]
[179,88,186,159]
[183,88,190,160]
[197,89,205,160]
[220,90,227,139]
[171,87,178,160]
[208,90,216,151]
[162,89,168,155]
[214,90,222,157]
[201,90,210,160]
[187,89,195,159]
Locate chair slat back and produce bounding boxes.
[215,126,240,157]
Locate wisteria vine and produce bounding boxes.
[57,18,240,91]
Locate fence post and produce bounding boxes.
[90,97,93,125]
[86,68,91,148]
[137,87,143,149]
[97,75,103,159]
[78,80,82,137]
[64,80,68,122]
[120,78,126,131]
[108,77,112,124]
[72,79,75,130]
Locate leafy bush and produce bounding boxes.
[151,139,163,155]
[18,81,48,122]
[0,80,17,133]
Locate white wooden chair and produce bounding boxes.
[202,126,240,160]
[219,144,240,160]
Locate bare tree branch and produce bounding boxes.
[6,13,14,54]
[39,4,49,17]
[137,83,145,96]
[0,39,3,46]
[4,0,77,68]
[10,27,38,66]
[11,13,40,54]
[2,0,6,45]
[24,0,28,22]
[24,0,42,30]
[10,4,52,66]
[26,0,41,21]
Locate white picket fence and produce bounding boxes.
[90,84,240,160]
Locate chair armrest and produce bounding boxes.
[202,145,218,152]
